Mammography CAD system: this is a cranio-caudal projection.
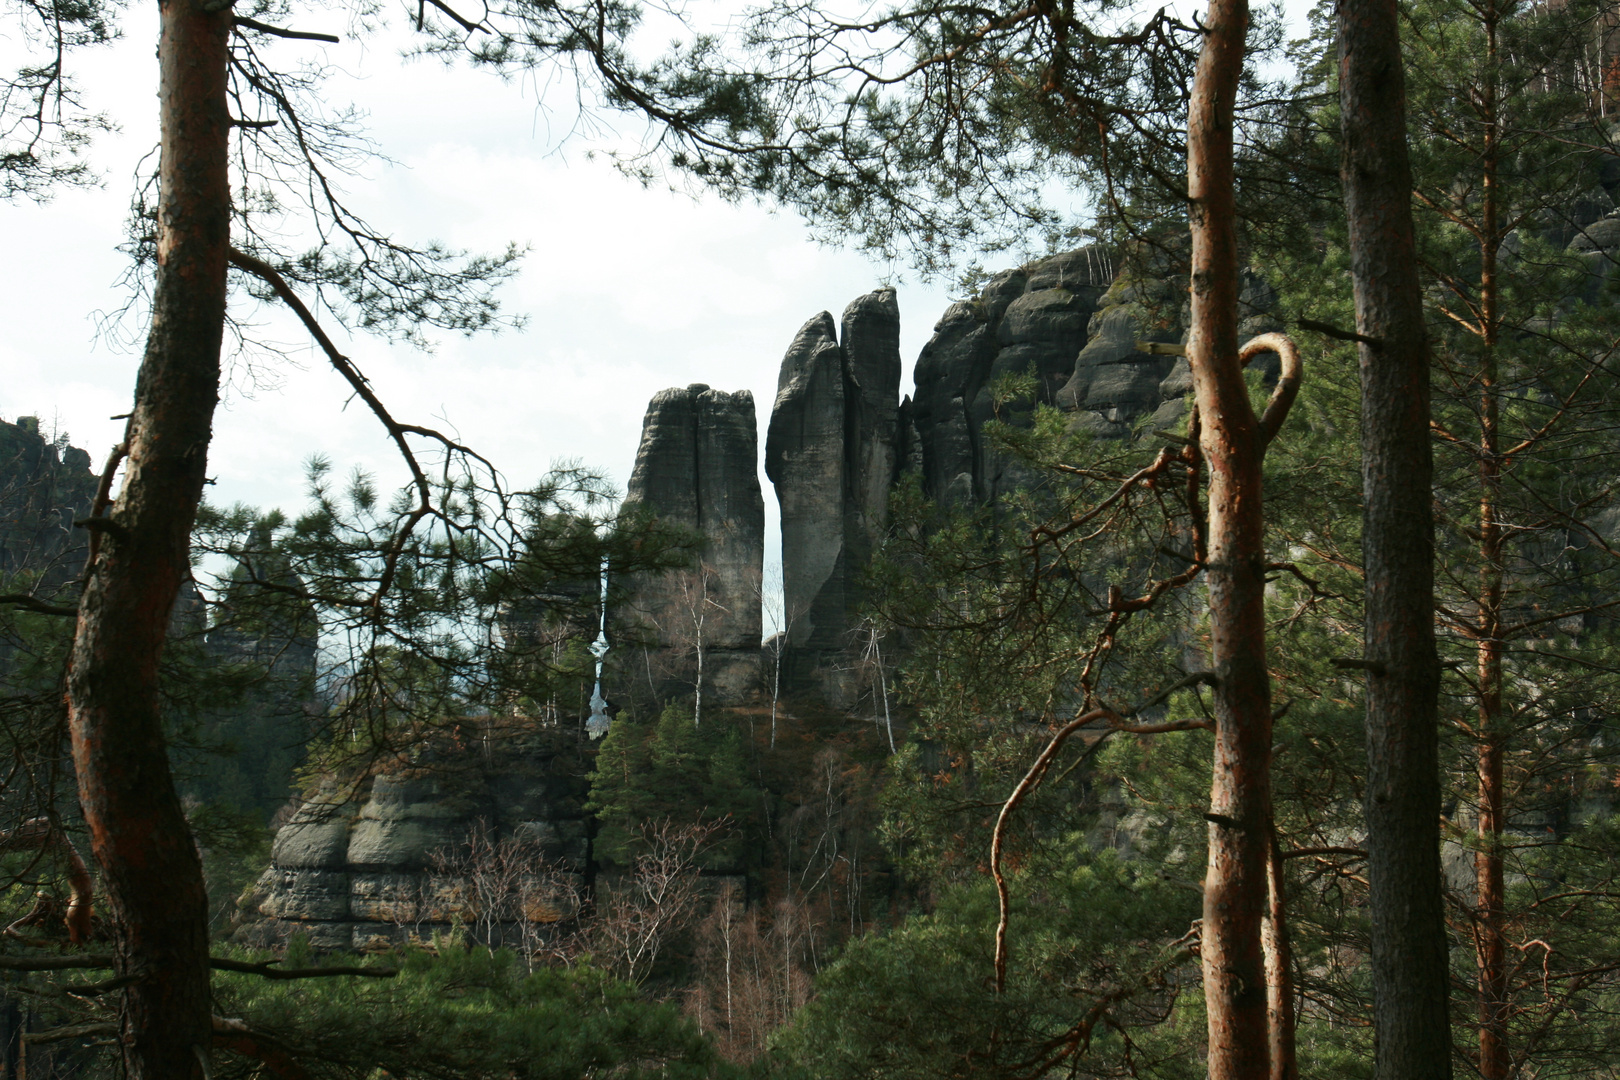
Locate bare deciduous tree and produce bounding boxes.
[588,818,724,986]
[688,885,819,1062]
[429,821,582,969]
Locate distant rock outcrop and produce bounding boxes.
[597,250,1282,714]
[182,531,321,822]
[765,288,902,703]
[0,415,97,596]
[242,737,590,951]
[622,384,765,706]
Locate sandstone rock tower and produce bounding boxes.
[765,287,902,701]
[622,384,765,705]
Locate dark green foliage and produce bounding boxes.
[588,702,762,869]
[209,946,732,1079]
[767,849,1202,1080]
[869,398,1202,886]
[0,946,733,1079]
[186,457,692,781]
[0,0,116,200]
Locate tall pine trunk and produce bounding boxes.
[1187,2,1280,1074]
[1338,0,1453,1076]
[1474,5,1509,1071]
[65,0,232,1074]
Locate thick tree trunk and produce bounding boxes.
[1338,0,1453,1077]
[1187,2,1277,1075]
[65,0,232,1074]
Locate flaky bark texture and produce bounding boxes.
[1338,1,1453,1077]
[65,0,232,1074]
[1187,2,1277,1075]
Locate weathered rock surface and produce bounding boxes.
[766,289,903,700]
[905,245,1286,504]
[623,384,766,704]
[240,737,590,951]
[0,415,96,596]
[908,248,1117,507]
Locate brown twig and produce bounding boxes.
[227,248,493,611]
[1281,846,1367,861]
[233,16,340,42]
[213,1016,313,1080]
[22,1021,117,1045]
[991,673,1213,990]
[0,594,76,617]
[1296,317,1380,348]
[992,706,1118,992]
[209,957,397,979]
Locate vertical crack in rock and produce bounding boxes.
[766,290,902,703]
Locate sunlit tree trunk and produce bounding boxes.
[1187,1,1277,1073]
[65,0,231,1074]
[1338,0,1453,1075]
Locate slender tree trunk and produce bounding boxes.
[65,0,231,1074]
[1187,2,1278,1074]
[1476,679,1508,1080]
[770,639,781,748]
[878,646,894,754]
[1338,0,1452,1076]
[1265,834,1298,1080]
[1474,274,1509,1080]
[1475,11,1509,1071]
[695,638,704,727]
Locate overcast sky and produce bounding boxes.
[2,2,1306,575]
[2,8,967,571]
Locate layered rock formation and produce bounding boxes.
[243,739,590,950]
[906,244,1279,506]
[908,248,1115,506]
[622,384,765,705]
[765,288,902,701]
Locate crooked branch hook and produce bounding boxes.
[1240,332,1302,452]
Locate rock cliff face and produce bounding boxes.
[909,248,1114,506]
[765,288,902,701]
[0,416,96,596]
[242,739,590,951]
[247,245,1290,950]
[604,249,1281,711]
[622,384,765,705]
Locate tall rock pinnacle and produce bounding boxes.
[766,288,902,700]
[624,384,765,704]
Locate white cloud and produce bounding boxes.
[2,12,963,575]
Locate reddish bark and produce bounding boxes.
[1338,0,1453,1074]
[1187,4,1298,1074]
[214,1018,314,1080]
[1265,833,1297,1080]
[0,817,95,942]
[64,0,233,1073]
